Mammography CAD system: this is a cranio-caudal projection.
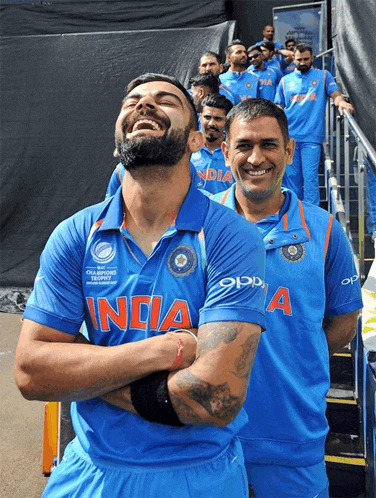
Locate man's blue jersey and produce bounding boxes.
[275,67,339,143]
[211,186,362,467]
[219,70,259,105]
[264,58,284,81]
[190,145,234,194]
[105,163,202,200]
[219,83,235,105]
[247,66,280,101]
[24,183,266,467]
[283,60,295,75]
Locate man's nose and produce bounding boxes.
[135,96,156,111]
[247,146,265,166]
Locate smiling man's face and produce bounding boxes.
[114,81,194,170]
[222,115,294,201]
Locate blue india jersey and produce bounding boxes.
[275,67,339,143]
[24,183,266,467]
[190,145,234,194]
[219,70,259,105]
[247,66,280,101]
[211,186,363,466]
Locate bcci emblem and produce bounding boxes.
[168,245,197,278]
[246,82,253,89]
[91,240,116,264]
[280,243,306,263]
[311,80,318,86]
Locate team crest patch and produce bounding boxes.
[246,82,253,89]
[168,245,197,277]
[280,243,306,263]
[311,80,318,86]
[91,240,116,264]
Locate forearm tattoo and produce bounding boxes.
[171,321,259,423]
[176,371,242,421]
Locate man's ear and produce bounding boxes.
[188,130,205,153]
[221,140,230,165]
[219,63,224,73]
[285,137,295,165]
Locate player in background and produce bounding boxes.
[198,51,235,104]
[275,43,354,205]
[219,40,260,105]
[211,98,362,498]
[15,74,266,498]
[190,93,234,194]
[247,45,281,101]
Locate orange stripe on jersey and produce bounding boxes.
[324,214,333,260]
[220,188,232,205]
[88,219,104,242]
[282,212,288,231]
[298,200,311,240]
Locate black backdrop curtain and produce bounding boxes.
[332,0,376,152]
[0,11,235,312]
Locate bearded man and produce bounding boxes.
[15,74,266,498]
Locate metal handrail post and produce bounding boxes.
[343,117,351,226]
[335,113,341,192]
[358,145,366,283]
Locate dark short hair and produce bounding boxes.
[125,73,198,130]
[260,41,275,52]
[225,98,289,146]
[263,23,274,30]
[201,94,233,115]
[285,38,296,46]
[295,43,313,55]
[226,39,247,55]
[200,51,222,65]
[247,44,262,54]
[189,73,220,94]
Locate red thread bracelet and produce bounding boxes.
[171,338,183,370]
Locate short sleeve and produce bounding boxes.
[23,216,87,334]
[325,218,363,316]
[325,70,340,97]
[199,204,266,329]
[274,79,285,106]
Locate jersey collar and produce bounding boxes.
[99,181,209,233]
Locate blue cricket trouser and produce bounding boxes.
[246,460,329,498]
[42,437,248,498]
[283,142,322,206]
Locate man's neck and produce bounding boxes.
[230,63,246,73]
[205,137,223,152]
[253,62,265,71]
[234,185,285,224]
[122,161,191,255]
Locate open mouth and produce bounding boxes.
[130,119,164,133]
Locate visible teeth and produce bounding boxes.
[247,169,268,176]
[132,119,162,132]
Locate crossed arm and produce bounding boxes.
[15,318,261,427]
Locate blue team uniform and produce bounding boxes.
[25,182,266,498]
[105,163,203,199]
[219,83,235,105]
[264,57,284,81]
[219,70,259,105]
[247,66,280,101]
[275,68,339,205]
[190,146,234,194]
[212,186,363,498]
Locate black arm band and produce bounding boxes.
[130,371,185,427]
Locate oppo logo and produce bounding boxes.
[341,275,359,286]
[219,276,264,289]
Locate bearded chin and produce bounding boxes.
[118,129,190,170]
